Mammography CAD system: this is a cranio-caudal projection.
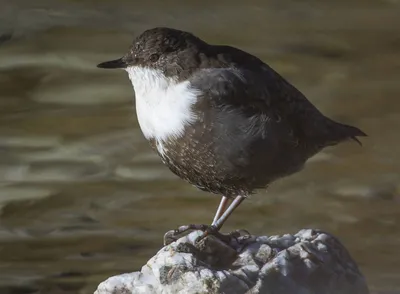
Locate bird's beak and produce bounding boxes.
[97,58,127,69]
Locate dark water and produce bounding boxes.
[1,0,400,293]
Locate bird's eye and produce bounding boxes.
[149,54,159,62]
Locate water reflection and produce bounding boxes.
[1,1,400,293]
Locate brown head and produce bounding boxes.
[97,27,206,76]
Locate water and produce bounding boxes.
[1,0,400,293]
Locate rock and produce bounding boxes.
[95,229,369,294]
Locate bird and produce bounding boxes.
[97,27,366,244]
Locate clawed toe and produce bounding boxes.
[218,229,250,244]
[195,225,219,243]
[196,228,252,245]
[164,224,252,246]
[229,229,251,238]
[163,224,209,245]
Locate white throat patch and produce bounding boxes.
[126,66,199,153]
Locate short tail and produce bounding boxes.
[325,119,367,146]
[343,124,367,145]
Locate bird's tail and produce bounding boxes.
[329,119,367,146]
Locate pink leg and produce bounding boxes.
[212,196,230,226]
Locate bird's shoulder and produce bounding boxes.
[187,44,323,121]
[189,66,270,113]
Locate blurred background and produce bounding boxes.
[0,0,399,293]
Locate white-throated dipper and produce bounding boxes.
[97,27,366,244]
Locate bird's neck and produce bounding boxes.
[126,66,171,104]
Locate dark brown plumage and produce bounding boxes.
[97,27,366,240]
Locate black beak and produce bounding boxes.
[97,58,127,69]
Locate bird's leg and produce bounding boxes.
[212,196,230,226]
[196,195,246,242]
[163,195,247,246]
[163,196,230,245]
[212,195,245,230]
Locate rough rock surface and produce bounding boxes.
[95,229,369,294]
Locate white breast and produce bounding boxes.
[126,67,199,154]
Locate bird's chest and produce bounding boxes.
[154,129,221,191]
[128,66,199,153]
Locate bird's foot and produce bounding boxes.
[163,224,251,246]
[164,224,209,245]
[196,228,252,245]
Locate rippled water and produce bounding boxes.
[1,1,400,293]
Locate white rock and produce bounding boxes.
[95,229,369,294]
